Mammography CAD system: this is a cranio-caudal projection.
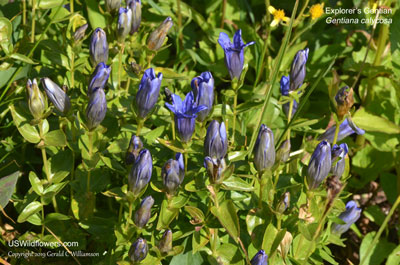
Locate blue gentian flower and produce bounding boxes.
[158,230,172,253]
[332,200,361,234]
[307,140,332,190]
[254,124,276,173]
[165,91,207,143]
[204,156,226,184]
[218,29,255,80]
[147,17,173,51]
[117,7,132,42]
[191,71,214,122]
[280,75,298,118]
[318,118,365,143]
[41,77,71,115]
[129,149,152,196]
[88,62,111,96]
[135,68,162,119]
[105,0,121,13]
[129,238,148,262]
[251,250,268,265]
[204,120,227,159]
[162,153,185,195]
[289,48,309,91]
[86,88,107,131]
[331,143,348,177]
[128,0,141,34]
[73,23,88,43]
[90,28,109,66]
[134,196,154,228]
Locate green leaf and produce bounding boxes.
[221,176,254,192]
[49,149,73,183]
[10,53,37,64]
[0,171,20,208]
[386,245,400,265]
[0,17,13,54]
[352,108,400,134]
[17,201,43,223]
[360,232,397,265]
[211,200,240,242]
[192,229,209,254]
[43,130,67,147]
[44,213,71,223]
[184,206,205,223]
[86,0,106,29]
[9,105,41,144]
[262,223,277,254]
[29,171,43,195]
[42,182,68,205]
[37,0,64,9]
[157,199,180,230]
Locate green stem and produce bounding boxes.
[231,82,238,144]
[293,0,310,27]
[289,19,316,46]
[31,0,36,43]
[332,119,342,146]
[176,0,183,50]
[87,131,93,193]
[118,202,123,223]
[258,173,264,209]
[286,99,294,141]
[126,201,133,230]
[136,119,144,136]
[170,113,176,140]
[70,51,75,88]
[70,0,74,13]
[118,43,125,89]
[41,205,45,239]
[220,0,227,28]
[360,195,400,265]
[23,0,26,26]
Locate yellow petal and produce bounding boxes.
[270,19,279,27]
[268,6,276,14]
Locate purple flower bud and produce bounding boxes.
[90,28,109,66]
[86,88,107,131]
[88,62,111,96]
[147,17,173,51]
[165,92,207,143]
[129,149,152,196]
[135,68,162,119]
[26,79,47,120]
[277,140,291,163]
[73,23,88,43]
[307,140,332,190]
[332,200,361,234]
[128,0,141,34]
[204,120,227,159]
[129,238,148,262]
[117,7,132,42]
[218,29,255,80]
[162,153,185,195]
[251,249,268,265]
[126,135,143,165]
[204,157,226,184]
[134,196,154,228]
[318,118,365,143]
[331,143,348,177]
[254,124,276,172]
[191,71,214,122]
[289,48,309,91]
[158,230,173,253]
[41,77,71,115]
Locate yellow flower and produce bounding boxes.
[268,6,290,27]
[309,3,325,20]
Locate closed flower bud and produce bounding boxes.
[162,153,185,195]
[73,23,88,43]
[129,149,152,196]
[204,120,227,159]
[130,61,142,75]
[280,75,298,118]
[41,77,71,115]
[135,68,162,119]
[279,231,293,258]
[27,79,47,120]
[86,88,107,131]
[147,17,173,51]
[129,238,148,263]
[191,72,214,122]
[277,191,290,214]
[254,124,276,173]
[128,0,141,34]
[117,7,132,42]
[218,29,255,80]
[276,140,291,163]
[289,48,309,91]
[318,117,365,143]
[204,157,226,184]
[331,143,348,177]
[335,86,354,120]
[307,140,332,190]
[88,62,111,96]
[134,196,154,228]
[90,28,109,66]
[105,0,121,14]
[126,135,143,165]
[158,230,172,253]
[332,200,361,234]
[250,250,268,265]
[165,92,207,143]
